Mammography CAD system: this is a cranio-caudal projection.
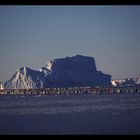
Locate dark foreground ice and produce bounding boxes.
[0,93,140,134]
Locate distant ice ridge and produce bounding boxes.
[3,55,112,89]
[0,82,4,89]
[111,78,140,87]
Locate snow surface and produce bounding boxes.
[0,93,140,134]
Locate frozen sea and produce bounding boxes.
[0,93,140,134]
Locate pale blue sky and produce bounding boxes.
[0,6,140,81]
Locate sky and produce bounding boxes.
[0,6,140,81]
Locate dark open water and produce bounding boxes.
[0,93,140,134]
